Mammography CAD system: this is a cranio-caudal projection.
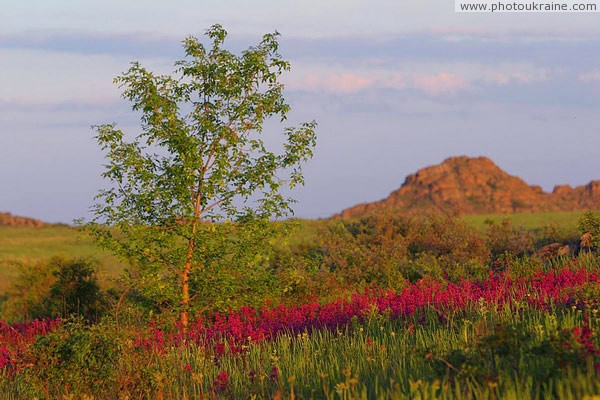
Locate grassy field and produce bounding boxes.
[1,211,599,398]
[0,210,586,294]
[0,226,125,293]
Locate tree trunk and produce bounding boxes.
[182,186,202,334]
[181,237,194,333]
[182,163,205,334]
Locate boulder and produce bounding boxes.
[537,243,562,261]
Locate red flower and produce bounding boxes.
[270,366,279,382]
[213,371,229,393]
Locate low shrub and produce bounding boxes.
[2,257,110,322]
[23,320,121,398]
[579,210,600,250]
[311,212,490,285]
[320,212,409,289]
[484,218,535,259]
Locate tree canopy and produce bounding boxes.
[86,24,317,329]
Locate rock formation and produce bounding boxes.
[0,212,45,227]
[337,156,600,218]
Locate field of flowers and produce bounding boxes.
[2,259,600,399]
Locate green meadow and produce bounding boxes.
[0,210,585,294]
[1,210,600,399]
[0,226,125,293]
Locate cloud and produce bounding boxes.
[412,72,470,95]
[286,71,469,96]
[286,62,551,96]
[0,30,183,58]
[6,28,600,70]
[298,73,376,93]
[579,70,600,82]
[483,68,550,85]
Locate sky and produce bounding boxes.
[1,1,600,223]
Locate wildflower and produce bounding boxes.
[0,347,11,370]
[213,342,225,357]
[270,366,279,382]
[213,371,229,393]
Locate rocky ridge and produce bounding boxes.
[337,156,600,218]
[0,212,46,227]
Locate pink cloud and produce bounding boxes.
[411,72,470,95]
[579,71,600,82]
[484,69,549,85]
[287,71,469,96]
[324,73,376,93]
[288,67,549,95]
[288,72,374,93]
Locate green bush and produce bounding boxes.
[534,223,580,248]
[320,212,410,289]
[2,257,110,322]
[24,320,121,398]
[1,259,56,322]
[484,218,535,259]
[271,240,323,302]
[44,257,108,321]
[578,210,600,250]
[292,212,491,287]
[405,213,489,281]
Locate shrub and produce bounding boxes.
[484,218,535,259]
[1,260,57,322]
[24,320,121,398]
[578,211,600,250]
[320,212,410,289]
[271,239,323,302]
[43,257,108,321]
[534,223,580,248]
[316,212,489,285]
[405,213,489,281]
[3,257,109,322]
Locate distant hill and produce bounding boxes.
[0,212,46,227]
[337,156,600,218]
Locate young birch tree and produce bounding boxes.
[87,25,316,331]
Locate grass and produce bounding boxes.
[197,307,599,399]
[1,210,598,398]
[0,211,586,294]
[3,261,600,399]
[0,226,125,293]
[463,210,584,231]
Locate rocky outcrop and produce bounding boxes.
[537,243,572,261]
[337,156,600,218]
[0,212,45,227]
[551,181,600,209]
[581,232,593,249]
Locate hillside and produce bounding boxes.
[337,156,600,218]
[0,212,45,227]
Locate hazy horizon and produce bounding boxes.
[2,1,600,224]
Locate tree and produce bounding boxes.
[86,25,317,331]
